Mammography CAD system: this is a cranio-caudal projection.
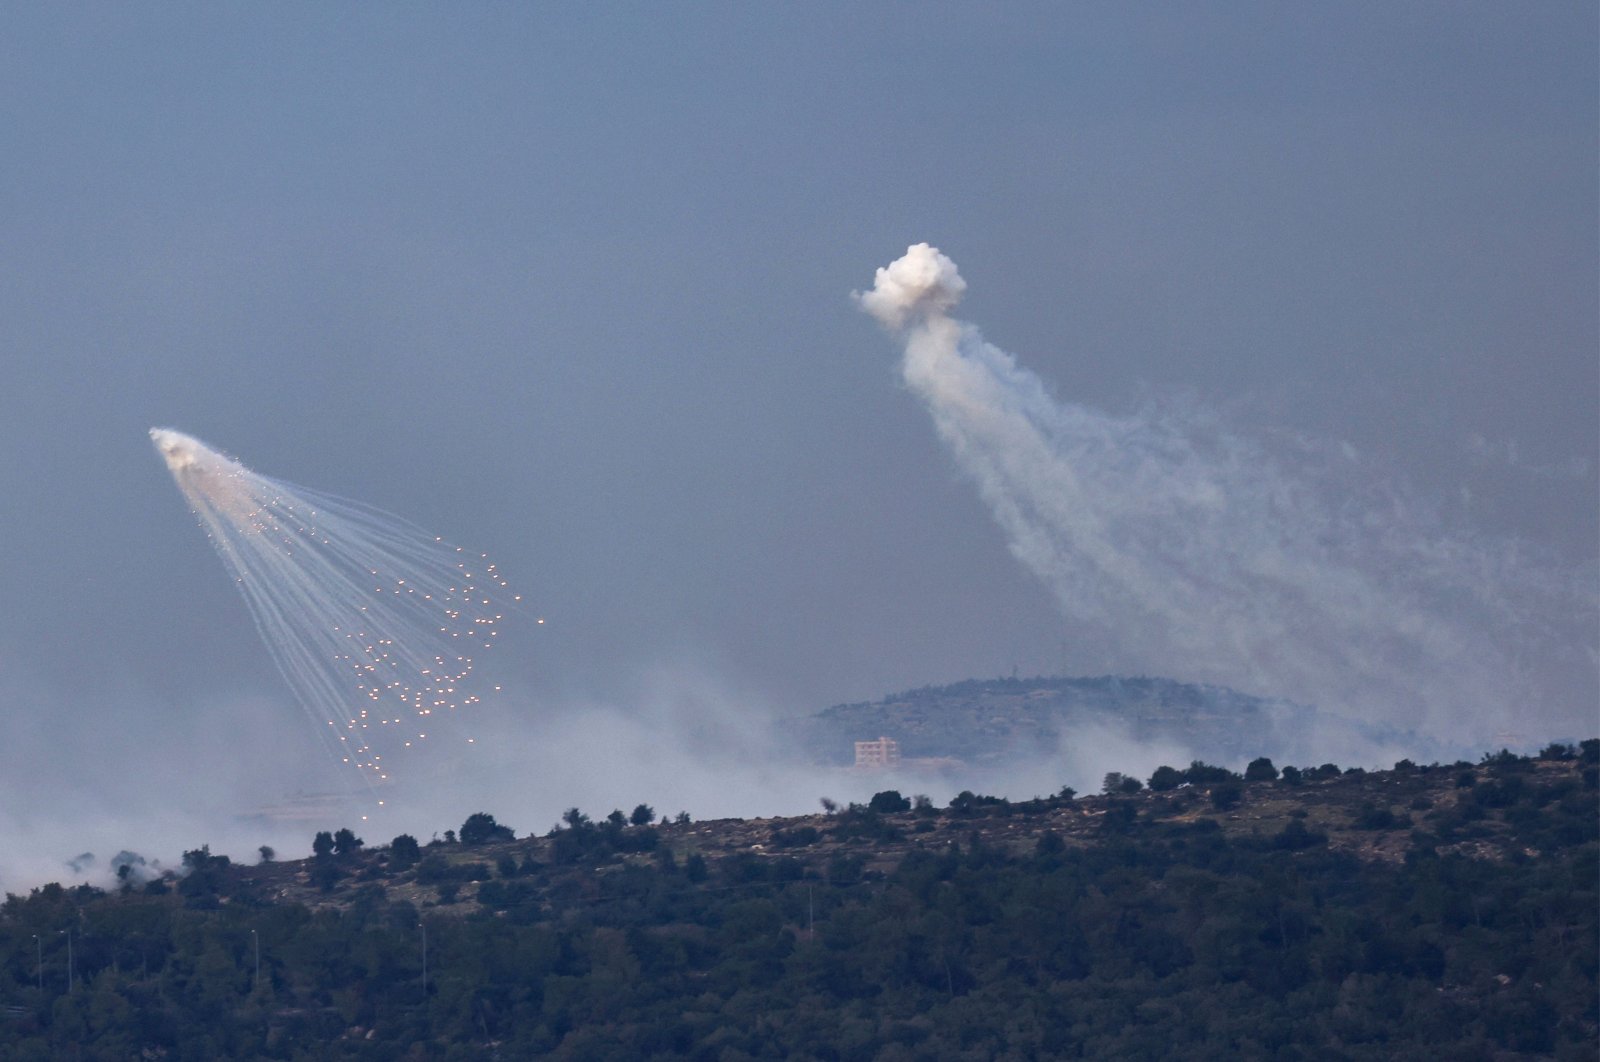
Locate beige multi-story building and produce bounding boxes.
[854,735,901,769]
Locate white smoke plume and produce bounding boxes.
[858,243,1597,743]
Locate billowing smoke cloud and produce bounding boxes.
[858,244,1597,743]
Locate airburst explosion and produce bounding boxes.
[150,429,519,793]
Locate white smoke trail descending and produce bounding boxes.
[857,244,1596,741]
[150,429,521,797]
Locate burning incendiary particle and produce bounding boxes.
[150,428,521,785]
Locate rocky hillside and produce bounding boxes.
[188,743,1590,917]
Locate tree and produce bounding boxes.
[868,790,911,814]
[460,813,514,845]
[1149,765,1184,792]
[178,846,230,906]
[312,831,334,860]
[629,804,655,826]
[390,834,422,868]
[1186,761,1239,785]
[1119,776,1144,794]
[257,845,275,864]
[333,828,364,855]
[1101,772,1127,795]
[1244,757,1279,783]
[1280,765,1303,786]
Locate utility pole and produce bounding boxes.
[59,930,72,993]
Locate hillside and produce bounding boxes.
[2,742,1595,1059]
[795,675,1425,770]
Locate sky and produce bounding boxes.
[1,4,1594,882]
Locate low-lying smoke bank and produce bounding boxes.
[857,244,1597,743]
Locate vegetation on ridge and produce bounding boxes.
[1,742,1595,1059]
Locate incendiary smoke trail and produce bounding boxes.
[857,244,1597,741]
[150,429,520,792]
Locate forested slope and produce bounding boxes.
[1,743,1595,1059]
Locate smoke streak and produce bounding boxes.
[858,244,1596,741]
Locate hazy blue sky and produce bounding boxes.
[1,4,1594,874]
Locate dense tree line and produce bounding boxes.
[0,746,1594,1059]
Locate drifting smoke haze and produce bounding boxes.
[0,659,974,893]
[858,244,1598,744]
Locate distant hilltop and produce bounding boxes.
[796,675,1434,772]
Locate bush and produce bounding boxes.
[1149,765,1184,792]
[460,813,514,845]
[1273,819,1328,850]
[1099,801,1138,834]
[1186,761,1239,785]
[390,834,421,867]
[1353,802,1400,830]
[948,791,1007,816]
[415,857,492,885]
[1210,782,1243,810]
[771,826,821,849]
[1244,757,1279,783]
[868,790,911,814]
